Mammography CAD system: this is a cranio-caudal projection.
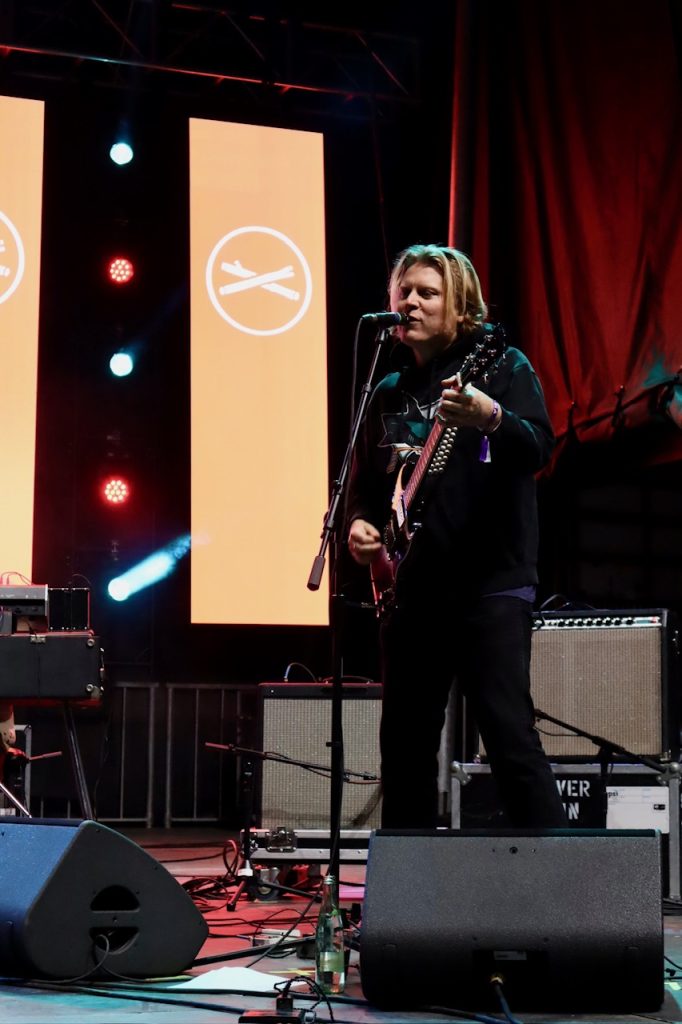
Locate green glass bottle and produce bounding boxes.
[315,875,345,994]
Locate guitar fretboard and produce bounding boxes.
[400,328,504,512]
[402,419,458,510]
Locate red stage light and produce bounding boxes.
[108,257,134,284]
[102,476,131,505]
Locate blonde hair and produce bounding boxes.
[388,244,488,333]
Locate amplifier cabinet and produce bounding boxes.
[526,609,679,760]
[0,632,102,701]
[257,682,381,829]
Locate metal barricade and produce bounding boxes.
[25,681,157,826]
[164,683,255,827]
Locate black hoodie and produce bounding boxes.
[347,324,554,601]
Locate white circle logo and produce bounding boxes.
[0,210,25,306]
[205,226,312,337]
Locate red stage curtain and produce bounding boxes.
[450,0,682,461]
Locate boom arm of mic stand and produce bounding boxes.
[222,754,319,910]
[205,742,379,782]
[208,744,369,908]
[534,707,676,776]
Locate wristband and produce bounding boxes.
[478,401,500,464]
[480,400,501,435]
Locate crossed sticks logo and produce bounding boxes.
[205,226,313,337]
[0,210,25,306]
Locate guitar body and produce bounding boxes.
[369,457,425,616]
[369,323,507,618]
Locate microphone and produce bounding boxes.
[360,311,409,326]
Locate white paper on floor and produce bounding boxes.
[172,966,307,991]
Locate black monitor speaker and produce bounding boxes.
[0,818,208,978]
[360,828,663,1012]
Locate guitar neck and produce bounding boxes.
[397,324,506,525]
[402,417,454,512]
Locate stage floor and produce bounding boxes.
[0,826,681,1024]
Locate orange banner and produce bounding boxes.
[0,96,44,581]
[190,119,328,625]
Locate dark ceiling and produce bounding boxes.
[0,0,430,119]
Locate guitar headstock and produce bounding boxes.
[459,322,507,386]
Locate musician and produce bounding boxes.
[0,700,16,779]
[347,244,566,828]
[0,701,15,744]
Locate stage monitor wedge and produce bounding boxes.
[360,829,663,1012]
[0,818,208,978]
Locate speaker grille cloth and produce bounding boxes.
[530,625,662,756]
[260,696,381,828]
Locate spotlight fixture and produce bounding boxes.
[108,257,135,285]
[109,141,134,166]
[102,476,131,506]
[109,352,134,377]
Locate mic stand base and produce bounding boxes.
[227,755,323,910]
[227,873,322,910]
[226,868,256,912]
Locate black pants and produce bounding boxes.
[379,594,567,829]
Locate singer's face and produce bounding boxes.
[390,263,459,365]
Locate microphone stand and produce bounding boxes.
[534,707,681,826]
[206,741,379,783]
[0,747,61,817]
[0,778,30,816]
[206,741,378,908]
[307,324,392,883]
[533,708,682,902]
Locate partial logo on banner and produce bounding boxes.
[205,225,312,336]
[0,210,25,305]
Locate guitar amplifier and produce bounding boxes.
[256,682,382,829]
[525,609,679,760]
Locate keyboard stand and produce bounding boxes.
[62,702,94,819]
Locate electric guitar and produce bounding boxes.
[369,322,507,616]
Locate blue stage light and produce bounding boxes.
[109,141,134,166]
[107,535,192,601]
[110,352,134,377]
